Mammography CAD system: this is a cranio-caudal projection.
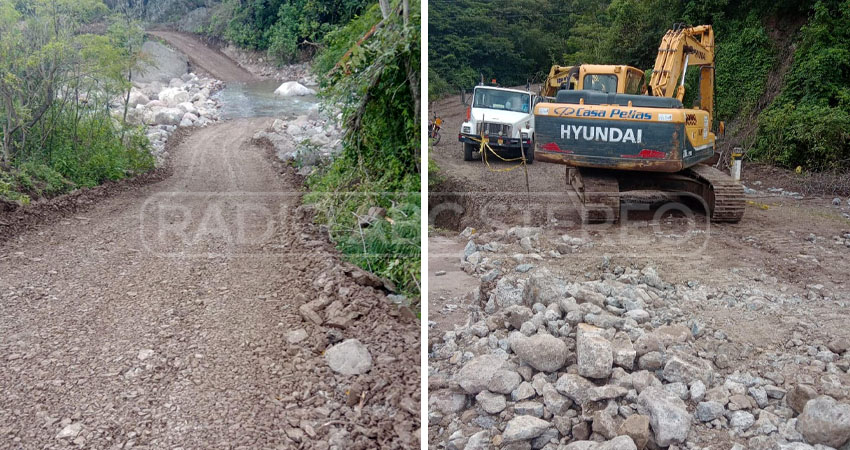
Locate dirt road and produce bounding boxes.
[0,63,419,450]
[149,31,256,82]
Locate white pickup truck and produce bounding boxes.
[458,86,536,162]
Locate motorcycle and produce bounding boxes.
[428,112,442,145]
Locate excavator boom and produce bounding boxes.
[649,24,715,117]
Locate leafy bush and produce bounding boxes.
[714,14,775,121]
[306,0,421,297]
[753,99,850,170]
[19,113,154,188]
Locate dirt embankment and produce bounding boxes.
[148,30,257,82]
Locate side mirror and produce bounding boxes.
[460,88,469,106]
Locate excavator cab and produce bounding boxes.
[540,64,645,97]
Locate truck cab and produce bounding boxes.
[459,85,536,162]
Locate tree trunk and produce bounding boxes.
[379,0,390,19]
[402,0,409,25]
[405,58,420,172]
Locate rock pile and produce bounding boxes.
[428,227,850,449]
[120,72,224,165]
[220,44,314,83]
[252,106,343,176]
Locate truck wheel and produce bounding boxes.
[463,143,475,161]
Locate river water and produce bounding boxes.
[213,80,319,120]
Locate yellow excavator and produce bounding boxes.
[533,24,743,223]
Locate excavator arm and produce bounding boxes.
[648,24,715,117]
[540,65,578,98]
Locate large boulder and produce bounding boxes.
[152,107,183,126]
[177,101,198,115]
[274,81,316,96]
[464,430,490,450]
[523,269,569,306]
[428,390,467,415]
[159,87,190,106]
[788,384,819,415]
[637,386,691,447]
[796,396,850,448]
[475,390,506,414]
[488,368,522,394]
[612,332,636,370]
[127,89,149,108]
[511,333,568,372]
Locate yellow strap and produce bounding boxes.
[468,135,528,172]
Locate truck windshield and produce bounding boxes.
[583,74,618,93]
[473,88,531,113]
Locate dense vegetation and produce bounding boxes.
[305,0,421,298]
[202,0,374,63]
[0,0,153,205]
[430,0,850,171]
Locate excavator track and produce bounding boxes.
[568,168,620,224]
[567,165,744,224]
[686,164,745,223]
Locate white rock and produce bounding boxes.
[56,423,82,439]
[456,354,509,394]
[274,81,316,97]
[502,415,551,442]
[511,333,568,372]
[286,329,308,344]
[324,339,372,375]
[177,102,198,115]
[127,89,149,108]
[137,349,155,361]
[153,108,183,126]
[475,390,506,414]
[159,87,190,106]
[576,323,613,379]
[638,386,690,447]
[179,112,198,127]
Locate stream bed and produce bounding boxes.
[213,80,319,120]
